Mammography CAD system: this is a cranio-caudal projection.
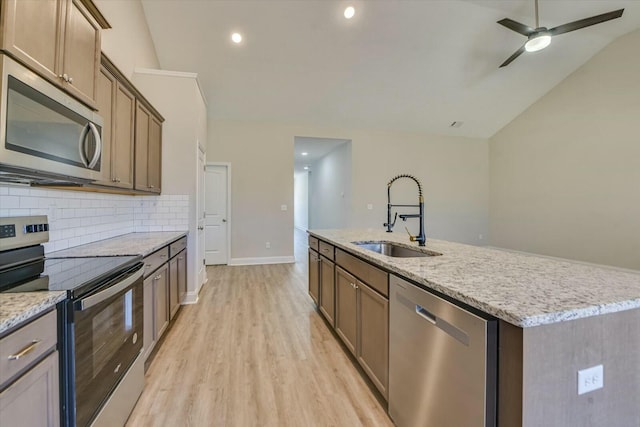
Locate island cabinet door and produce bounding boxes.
[357,281,389,399]
[308,249,320,305]
[142,275,155,361]
[335,267,357,356]
[319,256,335,326]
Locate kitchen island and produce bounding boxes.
[309,229,640,427]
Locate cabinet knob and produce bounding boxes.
[148,185,155,189]
[68,76,73,84]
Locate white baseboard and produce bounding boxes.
[228,256,295,266]
[182,279,206,305]
[182,291,199,304]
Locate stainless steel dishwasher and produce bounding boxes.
[389,275,497,427]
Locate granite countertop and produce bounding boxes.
[49,231,187,258]
[309,229,640,328]
[1,232,187,334]
[0,292,66,335]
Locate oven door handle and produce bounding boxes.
[76,268,143,311]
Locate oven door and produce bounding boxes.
[72,265,143,427]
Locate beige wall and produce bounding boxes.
[489,30,640,270]
[95,0,160,79]
[209,120,489,260]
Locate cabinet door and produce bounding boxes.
[142,275,155,361]
[95,65,115,184]
[335,267,357,355]
[357,282,389,398]
[154,264,169,339]
[169,257,179,320]
[0,0,63,84]
[0,351,59,427]
[308,249,320,305]
[112,82,135,188]
[134,101,150,191]
[319,257,335,326]
[147,115,162,193]
[177,249,187,304]
[60,0,100,106]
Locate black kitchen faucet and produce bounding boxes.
[383,174,426,246]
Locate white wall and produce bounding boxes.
[209,120,489,260]
[293,172,309,230]
[489,30,640,271]
[94,0,160,79]
[132,70,207,297]
[308,142,352,229]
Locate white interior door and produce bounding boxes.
[197,150,207,282]
[205,165,228,265]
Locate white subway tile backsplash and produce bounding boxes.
[0,185,190,254]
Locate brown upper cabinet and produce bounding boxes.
[95,56,135,189]
[0,0,109,108]
[134,101,162,193]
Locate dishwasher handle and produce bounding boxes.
[415,305,436,324]
[397,291,470,347]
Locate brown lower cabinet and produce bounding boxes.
[335,265,389,398]
[308,248,320,304]
[143,262,169,362]
[308,234,389,400]
[319,256,335,326]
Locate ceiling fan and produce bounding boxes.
[497,0,624,68]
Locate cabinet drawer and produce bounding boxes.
[336,249,389,297]
[143,246,169,278]
[0,310,57,388]
[308,235,319,252]
[319,241,335,261]
[169,237,187,258]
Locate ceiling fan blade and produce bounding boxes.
[499,45,526,68]
[549,9,624,36]
[497,18,535,36]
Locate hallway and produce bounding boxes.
[126,234,392,426]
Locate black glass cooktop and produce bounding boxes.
[0,255,142,299]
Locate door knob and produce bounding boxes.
[198,226,204,230]
[222,219,227,222]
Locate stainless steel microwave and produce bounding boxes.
[0,53,103,184]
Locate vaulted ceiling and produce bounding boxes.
[141,0,640,138]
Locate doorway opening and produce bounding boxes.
[293,136,352,261]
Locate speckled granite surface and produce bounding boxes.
[309,229,640,328]
[49,231,187,258]
[0,292,65,335]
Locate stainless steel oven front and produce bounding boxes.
[0,53,103,183]
[61,264,144,427]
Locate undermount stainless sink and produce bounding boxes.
[352,241,442,258]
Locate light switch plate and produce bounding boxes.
[280,205,287,211]
[578,364,603,395]
[367,204,373,210]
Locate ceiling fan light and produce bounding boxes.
[525,33,551,52]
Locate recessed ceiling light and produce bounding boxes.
[344,6,355,19]
[231,33,242,44]
[304,166,309,170]
[301,152,308,156]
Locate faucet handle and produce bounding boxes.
[404,226,417,242]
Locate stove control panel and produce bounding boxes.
[0,216,49,251]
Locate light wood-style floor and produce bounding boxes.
[126,229,394,426]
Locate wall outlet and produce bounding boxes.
[578,364,603,395]
[265,242,271,249]
[367,204,373,210]
[280,205,287,211]
[478,234,483,240]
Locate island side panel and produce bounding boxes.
[521,308,640,427]
[497,320,523,427]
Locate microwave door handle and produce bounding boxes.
[78,124,90,167]
[76,268,143,311]
[87,122,101,169]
